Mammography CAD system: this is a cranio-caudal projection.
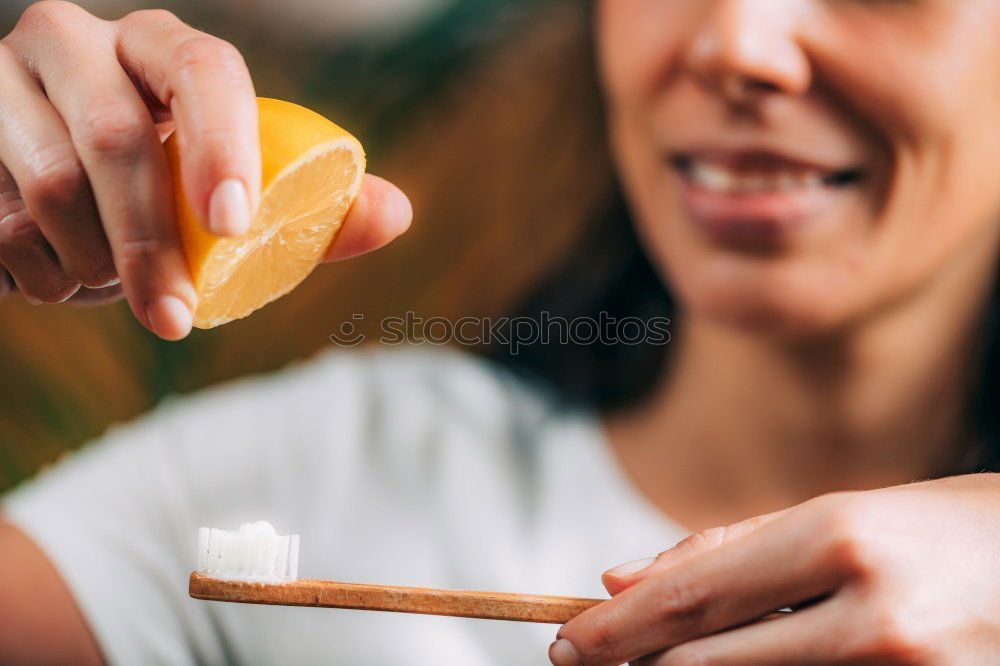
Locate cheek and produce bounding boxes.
[852,69,1000,307]
[874,127,1000,327]
[805,7,1000,302]
[595,0,689,110]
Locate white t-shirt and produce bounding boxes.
[3,347,686,665]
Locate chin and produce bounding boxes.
[671,257,865,339]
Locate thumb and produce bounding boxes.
[601,508,790,596]
[321,174,412,262]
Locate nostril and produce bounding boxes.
[721,75,781,103]
[746,79,781,94]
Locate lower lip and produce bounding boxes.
[674,172,848,249]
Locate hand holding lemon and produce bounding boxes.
[0,5,411,339]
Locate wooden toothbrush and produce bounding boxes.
[192,522,603,624]
[190,572,604,624]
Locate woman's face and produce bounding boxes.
[597,0,1000,335]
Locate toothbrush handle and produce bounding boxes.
[189,572,603,624]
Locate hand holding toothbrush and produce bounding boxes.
[550,474,1000,666]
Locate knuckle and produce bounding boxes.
[78,103,150,157]
[0,187,26,223]
[714,523,745,544]
[650,575,710,631]
[858,606,929,664]
[826,526,869,575]
[578,616,620,663]
[13,1,98,47]
[740,513,774,531]
[21,147,88,213]
[0,215,78,303]
[668,533,703,556]
[670,528,724,556]
[0,209,38,254]
[113,234,167,273]
[64,256,116,288]
[28,275,78,303]
[172,35,246,75]
[815,496,879,578]
[120,8,180,29]
[17,1,78,30]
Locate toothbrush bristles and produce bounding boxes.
[197,521,299,584]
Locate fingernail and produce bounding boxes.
[208,178,251,236]
[549,639,582,666]
[605,556,656,578]
[145,295,193,340]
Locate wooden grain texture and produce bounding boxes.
[189,572,603,624]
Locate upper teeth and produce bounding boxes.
[688,161,824,193]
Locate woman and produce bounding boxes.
[2,1,999,664]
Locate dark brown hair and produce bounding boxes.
[484,2,675,412]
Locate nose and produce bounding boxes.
[684,0,811,103]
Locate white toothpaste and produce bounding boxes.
[197,520,300,584]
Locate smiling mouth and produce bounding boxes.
[666,151,867,249]
[670,153,865,193]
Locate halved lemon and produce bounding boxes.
[165,97,366,329]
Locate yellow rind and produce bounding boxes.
[164,97,367,328]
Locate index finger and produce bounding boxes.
[115,10,260,236]
[554,510,843,666]
[602,507,791,596]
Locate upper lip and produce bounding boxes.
[668,144,862,175]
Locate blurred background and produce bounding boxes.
[0,0,616,491]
